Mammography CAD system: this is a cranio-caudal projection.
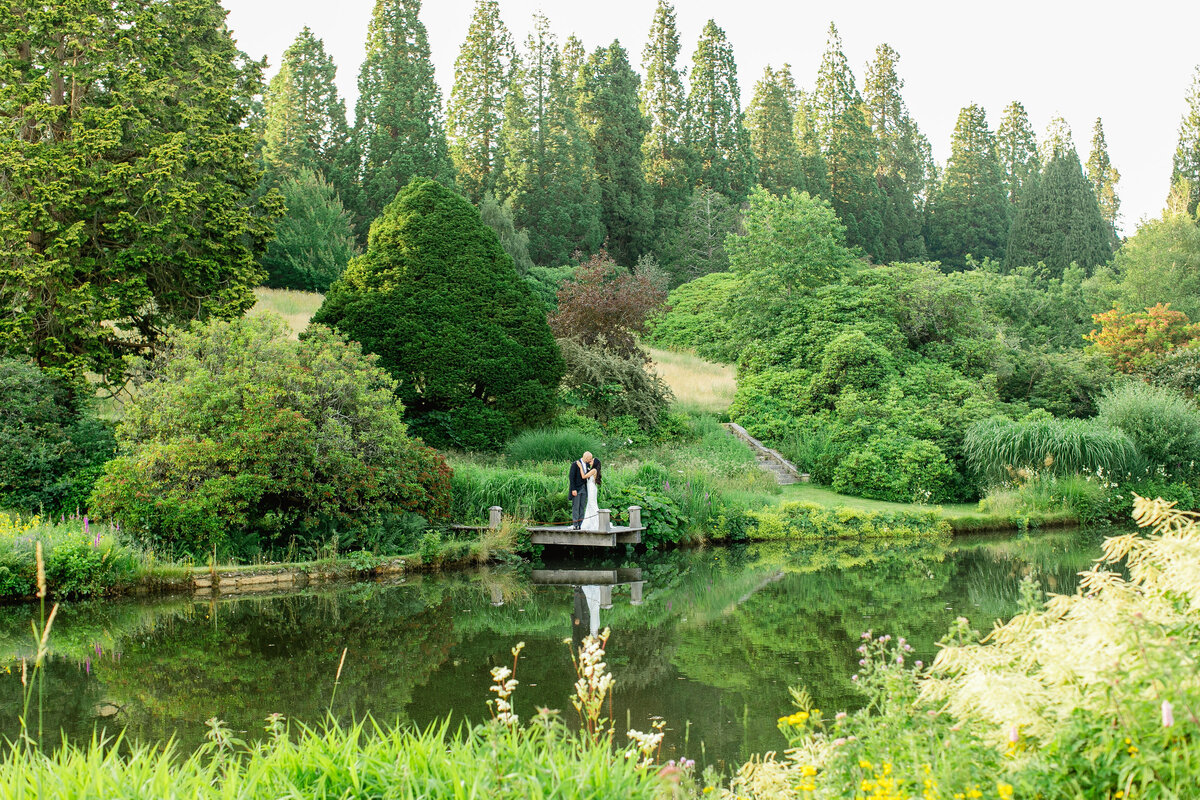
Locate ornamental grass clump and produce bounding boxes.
[964,416,1139,483]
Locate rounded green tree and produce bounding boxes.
[312,178,563,450]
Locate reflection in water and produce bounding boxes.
[0,529,1110,769]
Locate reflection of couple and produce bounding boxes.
[568,451,604,530]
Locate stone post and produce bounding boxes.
[630,581,644,606]
[628,505,642,529]
[598,508,611,533]
[488,506,502,529]
[599,584,613,609]
[490,585,504,606]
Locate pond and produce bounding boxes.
[0,529,1111,770]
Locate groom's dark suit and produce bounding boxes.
[569,459,588,530]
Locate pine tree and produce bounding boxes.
[499,13,603,265]
[686,20,755,203]
[577,41,653,266]
[996,101,1039,206]
[640,0,695,266]
[812,23,883,260]
[863,43,931,261]
[1006,147,1113,275]
[262,168,357,292]
[1170,66,1200,216]
[1086,117,1121,242]
[746,65,805,197]
[262,27,353,203]
[928,104,1009,269]
[0,0,281,385]
[794,90,831,199]
[561,34,588,93]
[1040,115,1074,163]
[447,0,514,203]
[353,0,453,230]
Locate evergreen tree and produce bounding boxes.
[1170,66,1200,216]
[928,104,1009,269]
[479,192,534,274]
[313,179,563,450]
[668,187,741,284]
[640,0,694,264]
[499,13,603,265]
[262,168,357,292]
[996,101,1039,206]
[686,20,755,203]
[577,42,653,266]
[1040,115,1074,163]
[793,90,832,199]
[561,34,588,92]
[812,24,883,259]
[863,43,931,261]
[0,0,281,385]
[262,28,353,203]
[1006,147,1113,275]
[746,65,805,197]
[1086,117,1121,242]
[447,0,514,203]
[353,0,453,230]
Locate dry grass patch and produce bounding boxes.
[251,287,324,338]
[647,346,736,413]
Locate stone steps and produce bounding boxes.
[725,422,806,486]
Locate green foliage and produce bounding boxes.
[505,429,605,465]
[1086,117,1121,241]
[746,65,805,197]
[0,0,282,385]
[1006,147,1113,274]
[1096,381,1200,472]
[833,437,956,504]
[728,501,950,542]
[615,485,683,547]
[1170,65,1200,216]
[1150,342,1200,397]
[90,315,451,561]
[645,272,739,362]
[351,0,454,229]
[685,20,755,203]
[812,331,896,397]
[313,178,563,450]
[261,168,357,292]
[1115,206,1200,320]
[0,359,115,515]
[522,264,575,311]
[964,416,1140,482]
[557,338,672,431]
[659,186,741,286]
[996,100,1040,207]
[480,193,534,274]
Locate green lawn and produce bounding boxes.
[778,483,981,517]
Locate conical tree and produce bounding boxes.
[996,101,1039,206]
[447,0,514,203]
[1006,147,1113,275]
[686,20,755,203]
[561,34,588,93]
[1170,66,1200,216]
[498,13,603,265]
[262,27,353,203]
[353,0,454,231]
[928,104,1009,269]
[262,168,357,293]
[1086,117,1121,243]
[577,41,653,266]
[1040,115,1074,163]
[746,65,805,197]
[640,0,694,260]
[312,178,563,450]
[864,43,931,262]
[794,90,831,200]
[813,23,883,260]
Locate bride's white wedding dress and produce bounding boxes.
[580,475,601,531]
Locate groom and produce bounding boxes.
[569,451,593,529]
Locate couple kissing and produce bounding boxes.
[568,451,604,531]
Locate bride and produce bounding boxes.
[580,457,603,531]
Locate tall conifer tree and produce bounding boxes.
[863,44,931,261]
[577,42,653,266]
[1007,146,1113,275]
[996,101,1039,206]
[813,24,883,259]
[746,65,805,197]
[928,104,1009,269]
[794,91,831,199]
[1170,66,1200,216]
[1086,117,1121,242]
[353,0,453,230]
[686,20,755,203]
[262,27,352,202]
[1040,115,1074,163]
[499,14,602,265]
[448,0,514,203]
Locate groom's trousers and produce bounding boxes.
[572,486,588,529]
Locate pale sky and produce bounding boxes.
[222,0,1200,237]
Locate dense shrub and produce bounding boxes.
[1150,342,1200,397]
[557,338,672,430]
[90,315,451,561]
[712,501,950,542]
[645,271,740,363]
[964,415,1140,482]
[549,249,667,360]
[313,178,563,450]
[1096,381,1200,473]
[505,429,605,465]
[832,437,956,504]
[0,359,116,515]
[261,168,356,292]
[1085,303,1200,374]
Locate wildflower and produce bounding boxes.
[1162,699,1174,728]
[835,711,847,720]
[1008,725,1018,744]
[997,784,1014,799]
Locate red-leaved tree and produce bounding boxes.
[549,250,668,360]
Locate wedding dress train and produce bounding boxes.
[580,475,601,531]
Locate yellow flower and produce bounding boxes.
[859,759,873,770]
[997,783,1014,799]
[702,788,714,795]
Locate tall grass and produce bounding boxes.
[505,429,604,465]
[964,416,1139,482]
[249,287,324,338]
[647,346,736,413]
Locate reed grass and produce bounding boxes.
[964,416,1140,482]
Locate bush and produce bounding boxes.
[557,338,672,431]
[261,168,356,292]
[90,315,452,561]
[833,437,957,504]
[812,330,896,398]
[1096,381,1200,473]
[645,271,740,362]
[613,485,683,547]
[0,359,116,515]
[506,429,604,465]
[729,501,950,541]
[964,415,1140,483]
[312,178,563,451]
[1150,342,1200,397]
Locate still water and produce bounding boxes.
[0,530,1108,769]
